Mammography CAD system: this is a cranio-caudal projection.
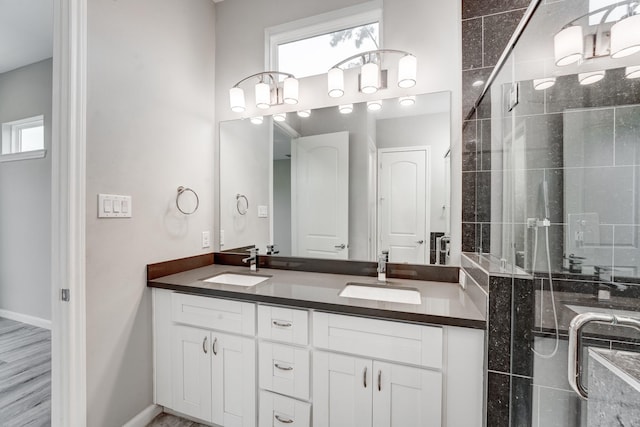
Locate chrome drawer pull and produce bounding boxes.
[378,369,381,391]
[202,336,208,354]
[275,363,293,371]
[363,366,367,388]
[212,337,218,355]
[275,414,294,424]
[273,320,292,328]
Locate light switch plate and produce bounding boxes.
[202,231,211,248]
[98,194,132,218]
[257,205,268,218]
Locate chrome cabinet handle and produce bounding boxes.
[212,337,218,355]
[334,243,346,250]
[272,320,292,328]
[275,363,293,371]
[378,370,381,391]
[275,414,294,424]
[417,240,425,244]
[202,336,208,354]
[363,366,367,388]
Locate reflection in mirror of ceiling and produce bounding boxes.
[0,0,54,74]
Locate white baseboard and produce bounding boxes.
[122,404,163,427]
[0,309,52,330]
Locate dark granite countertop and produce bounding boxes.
[590,348,640,390]
[147,263,486,329]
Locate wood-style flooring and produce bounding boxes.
[147,413,208,427]
[0,317,51,426]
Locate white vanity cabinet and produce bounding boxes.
[313,312,443,427]
[153,288,484,427]
[154,290,256,427]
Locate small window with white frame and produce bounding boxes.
[266,2,382,79]
[1,115,46,162]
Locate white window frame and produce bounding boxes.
[265,0,383,75]
[1,115,47,162]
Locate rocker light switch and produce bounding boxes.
[98,194,132,218]
[258,205,268,218]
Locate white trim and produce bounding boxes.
[264,0,383,71]
[122,404,163,427]
[0,309,52,330]
[0,149,47,162]
[51,0,87,425]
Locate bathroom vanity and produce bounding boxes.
[148,260,485,427]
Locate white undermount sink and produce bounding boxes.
[203,273,270,287]
[339,282,422,305]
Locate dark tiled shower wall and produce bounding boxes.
[461,0,529,118]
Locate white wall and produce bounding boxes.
[85,0,216,425]
[0,59,52,321]
[219,119,271,251]
[214,0,462,262]
[376,112,450,233]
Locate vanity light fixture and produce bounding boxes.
[553,1,640,66]
[327,49,417,98]
[554,26,584,66]
[533,77,556,90]
[399,95,416,106]
[250,116,264,125]
[610,13,640,58]
[367,100,382,111]
[297,109,311,118]
[273,112,287,122]
[578,70,605,85]
[339,104,354,114]
[229,71,298,113]
[625,65,640,78]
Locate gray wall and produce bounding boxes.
[85,1,216,425]
[0,59,52,321]
[376,112,450,233]
[219,119,271,251]
[273,159,292,256]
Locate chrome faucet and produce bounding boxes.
[243,248,259,271]
[378,250,389,282]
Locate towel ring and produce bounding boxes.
[176,186,199,215]
[236,193,249,215]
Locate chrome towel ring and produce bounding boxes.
[236,193,249,215]
[176,186,199,215]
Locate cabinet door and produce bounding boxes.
[313,351,373,427]
[171,325,212,422]
[372,362,442,427]
[212,332,256,427]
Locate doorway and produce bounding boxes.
[378,147,430,264]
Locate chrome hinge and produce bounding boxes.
[61,288,70,302]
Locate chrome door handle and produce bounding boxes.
[212,337,218,355]
[275,363,293,371]
[378,369,381,391]
[417,240,425,244]
[275,414,294,424]
[363,366,367,388]
[202,336,208,354]
[334,243,346,250]
[272,320,292,328]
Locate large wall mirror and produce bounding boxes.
[218,91,451,265]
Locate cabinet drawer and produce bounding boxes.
[258,305,308,345]
[171,292,255,336]
[259,342,310,401]
[312,312,443,369]
[259,390,310,427]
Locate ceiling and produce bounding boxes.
[0,0,53,74]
